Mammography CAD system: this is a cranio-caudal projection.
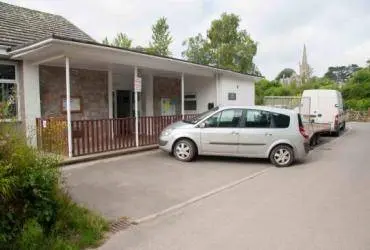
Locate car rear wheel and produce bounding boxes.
[270,145,294,167]
[173,139,196,162]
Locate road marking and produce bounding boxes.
[133,167,271,225]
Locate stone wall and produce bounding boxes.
[153,76,181,116]
[346,109,370,122]
[39,66,108,120]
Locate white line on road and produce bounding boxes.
[133,167,272,225]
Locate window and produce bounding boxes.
[0,65,15,80]
[204,112,220,128]
[184,106,219,124]
[204,109,243,128]
[0,63,17,119]
[244,110,271,128]
[298,114,304,128]
[184,94,196,111]
[271,113,290,128]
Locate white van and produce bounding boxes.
[302,89,346,136]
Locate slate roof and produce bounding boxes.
[0,1,94,48]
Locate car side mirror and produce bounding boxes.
[335,104,339,108]
[198,122,206,128]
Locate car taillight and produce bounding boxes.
[299,126,309,139]
[335,115,339,125]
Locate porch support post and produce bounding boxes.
[181,73,184,118]
[215,72,219,106]
[65,57,72,158]
[134,66,139,147]
[108,70,113,118]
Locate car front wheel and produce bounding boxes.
[270,145,294,167]
[173,139,196,162]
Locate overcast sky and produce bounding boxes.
[4,0,370,79]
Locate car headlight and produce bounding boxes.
[161,129,173,137]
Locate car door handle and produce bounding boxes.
[265,133,272,136]
[231,131,239,135]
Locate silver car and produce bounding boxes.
[159,106,310,167]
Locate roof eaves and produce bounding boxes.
[9,34,263,78]
[6,35,53,52]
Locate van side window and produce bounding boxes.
[244,110,271,128]
[271,113,290,128]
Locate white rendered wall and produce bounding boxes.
[22,61,41,146]
[184,75,216,114]
[143,73,154,116]
[219,75,255,106]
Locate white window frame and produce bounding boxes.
[0,60,20,121]
[184,93,197,111]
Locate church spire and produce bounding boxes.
[302,44,307,67]
[299,44,310,84]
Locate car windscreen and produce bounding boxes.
[183,107,220,124]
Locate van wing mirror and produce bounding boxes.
[335,104,339,108]
[198,122,206,128]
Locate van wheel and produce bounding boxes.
[173,139,196,162]
[332,129,340,137]
[270,145,294,167]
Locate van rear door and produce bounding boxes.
[315,97,337,124]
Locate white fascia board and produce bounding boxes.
[9,38,261,80]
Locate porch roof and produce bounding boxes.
[8,35,262,79]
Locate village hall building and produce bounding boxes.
[0,1,260,157]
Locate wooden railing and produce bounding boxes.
[36,114,198,157]
[36,118,67,155]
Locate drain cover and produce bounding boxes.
[110,217,131,234]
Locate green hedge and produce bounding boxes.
[0,123,108,249]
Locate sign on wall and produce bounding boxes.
[61,96,82,113]
[228,92,237,100]
[161,98,176,116]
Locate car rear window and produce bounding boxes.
[298,114,304,127]
[271,113,290,128]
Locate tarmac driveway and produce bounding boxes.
[62,150,270,220]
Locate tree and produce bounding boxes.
[112,33,132,48]
[275,68,296,80]
[324,64,361,83]
[182,13,258,74]
[147,17,173,56]
[342,68,370,110]
[182,34,212,65]
[102,33,132,48]
[102,37,109,45]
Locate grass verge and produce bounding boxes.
[16,192,109,250]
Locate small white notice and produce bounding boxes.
[134,77,142,92]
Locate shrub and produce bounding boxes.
[0,124,60,247]
[0,107,108,249]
